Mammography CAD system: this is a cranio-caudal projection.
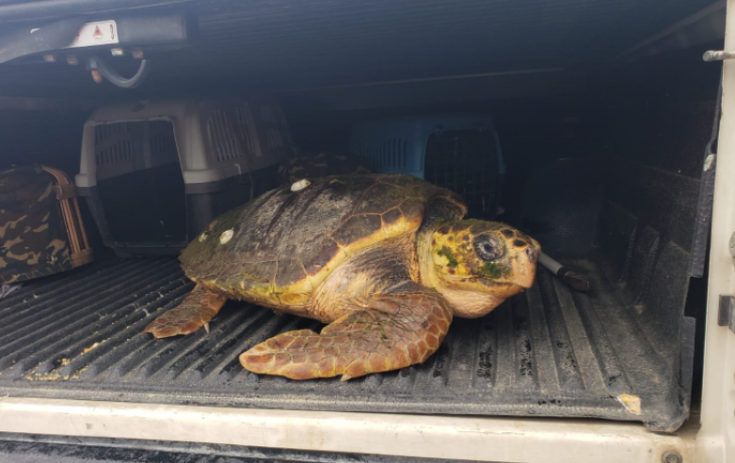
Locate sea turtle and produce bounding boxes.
[277,151,372,185]
[144,174,540,381]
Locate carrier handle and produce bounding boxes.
[41,166,93,267]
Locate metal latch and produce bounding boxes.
[703,50,735,61]
[718,295,735,333]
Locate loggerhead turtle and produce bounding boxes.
[144,174,540,381]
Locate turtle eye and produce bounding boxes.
[473,235,505,261]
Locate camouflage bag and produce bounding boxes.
[0,165,93,284]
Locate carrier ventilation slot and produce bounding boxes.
[207,106,254,163]
[359,138,408,170]
[94,124,134,166]
[260,104,289,150]
[149,121,178,163]
[266,129,284,149]
[424,129,501,219]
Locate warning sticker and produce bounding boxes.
[65,20,119,48]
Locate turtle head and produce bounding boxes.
[424,220,540,318]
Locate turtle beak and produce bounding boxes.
[519,240,541,288]
[515,244,540,289]
[526,246,539,264]
[517,272,536,289]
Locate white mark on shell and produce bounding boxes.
[220,229,234,244]
[291,179,311,192]
[198,232,208,242]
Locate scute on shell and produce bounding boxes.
[178,174,466,309]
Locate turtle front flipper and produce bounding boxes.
[144,284,227,338]
[239,283,453,381]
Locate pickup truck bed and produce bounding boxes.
[0,256,691,431]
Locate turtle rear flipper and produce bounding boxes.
[239,283,453,381]
[144,284,227,338]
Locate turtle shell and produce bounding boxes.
[180,174,466,309]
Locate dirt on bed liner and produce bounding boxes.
[0,257,691,432]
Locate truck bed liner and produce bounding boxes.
[0,257,690,431]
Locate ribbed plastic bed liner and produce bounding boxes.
[0,257,689,431]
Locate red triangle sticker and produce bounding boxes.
[93,25,103,38]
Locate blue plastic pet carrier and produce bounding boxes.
[350,114,505,219]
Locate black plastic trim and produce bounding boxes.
[690,78,722,278]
